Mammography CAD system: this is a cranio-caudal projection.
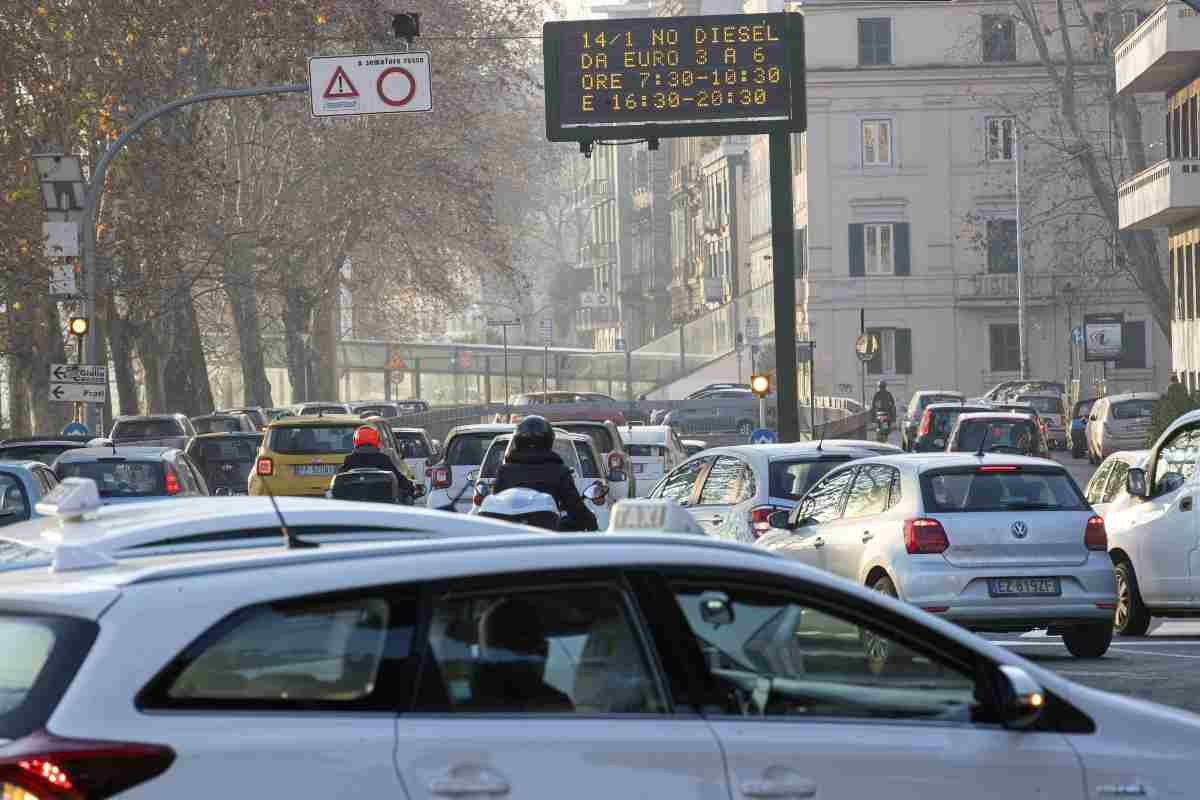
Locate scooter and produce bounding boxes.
[326,468,424,505]
[875,411,892,444]
[477,488,562,531]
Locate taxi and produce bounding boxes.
[248,414,413,497]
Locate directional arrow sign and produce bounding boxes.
[50,383,106,403]
[50,364,106,385]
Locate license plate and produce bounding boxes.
[294,464,338,476]
[988,577,1061,597]
[634,463,644,473]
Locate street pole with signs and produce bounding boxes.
[489,318,522,406]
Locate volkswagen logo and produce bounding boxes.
[1011,521,1029,540]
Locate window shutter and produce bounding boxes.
[989,326,1003,372]
[894,328,912,374]
[894,223,910,276]
[849,224,865,276]
[794,227,807,275]
[1118,322,1147,369]
[866,327,883,375]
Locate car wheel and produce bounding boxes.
[1062,622,1113,658]
[861,575,908,675]
[737,420,753,438]
[1113,560,1152,637]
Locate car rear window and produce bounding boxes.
[189,438,261,486]
[0,445,80,465]
[1112,399,1155,420]
[1074,399,1096,418]
[954,419,1039,453]
[1017,396,1063,415]
[112,420,181,439]
[627,444,665,457]
[57,460,165,497]
[479,440,508,478]
[0,614,98,739]
[928,408,985,438]
[393,432,431,459]
[193,417,243,435]
[446,433,501,466]
[558,425,615,453]
[919,394,961,410]
[921,468,1087,512]
[356,405,397,419]
[301,406,348,415]
[0,474,30,526]
[268,426,356,455]
[769,457,852,501]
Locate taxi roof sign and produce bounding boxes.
[34,477,102,522]
[608,498,704,536]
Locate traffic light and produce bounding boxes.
[750,373,770,398]
[68,316,89,336]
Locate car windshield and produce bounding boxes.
[557,425,615,453]
[192,417,243,434]
[112,420,181,439]
[954,420,1039,453]
[922,468,1086,512]
[1016,396,1062,415]
[393,432,431,459]
[1112,399,1155,420]
[0,474,30,526]
[0,444,79,465]
[768,457,852,501]
[57,460,165,497]
[627,444,665,457]
[267,426,356,455]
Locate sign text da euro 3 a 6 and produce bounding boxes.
[309,51,433,118]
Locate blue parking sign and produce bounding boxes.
[750,428,777,445]
[62,422,89,436]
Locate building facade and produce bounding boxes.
[799,0,1169,407]
[1117,0,1200,389]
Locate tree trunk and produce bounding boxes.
[161,278,215,416]
[282,282,314,403]
[106,296,141,416]
[311,289,339,401]
[137,322,167,413]
[6,356,31,437]
[30,298,72,434]
[223,240,274,407]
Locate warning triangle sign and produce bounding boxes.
[323,66,359,99]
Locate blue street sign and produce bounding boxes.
[615,337,626,353]
[1072,327,1084,345]
[62,422,89,436]
[750,428,777,445]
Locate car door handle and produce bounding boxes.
[862,531,874,542]
[704,515,724,525]
[742,779,818,799]
[429,773,510,797]
[812,537,825,548]
[1181,496,1193,512]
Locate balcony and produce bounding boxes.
[575,305,618,330]
[1115,1,1200,95]
[957,273,1055,306]
[1118,159,1200,229]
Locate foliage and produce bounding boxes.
[1147,385,1199,448]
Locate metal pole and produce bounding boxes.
[860,308,867,410]
[80,83,307,430]
[502,326,510,405]
[759,396,766,430]
[543,345,549,396]
[1015,131,1027,380]
[810,343,817,438]
[768,131,800,443]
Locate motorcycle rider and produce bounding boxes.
[871,380,897,442]
[338,425,417,502]
[491,416,599,532]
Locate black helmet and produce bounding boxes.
[877,380,888,390]
[513,415,554,452]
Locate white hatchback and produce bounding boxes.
[0,487,1196,799]
[758,453,1118,657]
[621,425,686,496]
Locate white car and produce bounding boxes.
[1084,450,1149,517]
[391,426,436,481]
[0,485,1196,799]
[1103,409,1200,637]
[758,453,1118,658]
[621,425,686,496]
[425,424,515,512]
[645,443,880,543]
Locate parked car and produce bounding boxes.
[1086,392,1160,465]
[759,453,1117,657]
[390,426,436,479]
[623,425,688,496]
[1014,393,1068,449]
[901,390,965,450]
[185,433,264,496]
[0,435,90,465]
[54,446,209,503]
[472,431,613,528]
[684,383,752,399]
[1070,397,1098,459]
[1102,408,1200,636]
[908,403,993,452]
[662,389,774,438]
[109,414,196,449]
[1084,450,1148,517]
[975,380,1028,404]
[426,424,516,512]
[555,420,635,500]
[945,412,1050,458]
[0,461,59,526]
[646,443,880,543]
[499,392,627,426]
[190,413,256,435]
[352,401,427,419]
[215,407,268,430]
[681,438,708,457]
[295,402,354,416]
[2,492,1193,799]
[248,415,412,498]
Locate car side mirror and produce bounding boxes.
[584,482,608,504]
[608,469,627,483]
[994,665,1047,730]
[1126,467,1149,499]
[699,591,734,626]
[466,469,479,483]
[767,509,792,530]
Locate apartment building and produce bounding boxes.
[1116,0,1200,389]
[798,0,1168,404]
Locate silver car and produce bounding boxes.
[758,453,1117,657]
[646,443,879,543]
[1086,392,1160,464]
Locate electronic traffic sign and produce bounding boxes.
[543,13,804,143]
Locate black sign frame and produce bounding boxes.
[543,12,805,143]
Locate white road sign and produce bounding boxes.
[540,318,553,344]
[50,364,106,385]
[43,222,79,257]
[50,262,78,297]
[309,51,433,117]
[50,383,106,403]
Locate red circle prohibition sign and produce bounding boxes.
[377,66,417,107]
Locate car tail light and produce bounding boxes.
[164,465,181,495]
[608,452,626,473]
[750,505,783,538]
[0,730,174,799]
[255,457,273,476]
[904,518,950,554]
[1085,515,1107,551]
[977,465,1019,473]
[918,410,932,437]
[431,466,451,490]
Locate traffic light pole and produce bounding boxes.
[768,131,800,442]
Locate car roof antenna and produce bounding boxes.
[263,484,317,549]
[816,419,826,451]
[975,424,991,458]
